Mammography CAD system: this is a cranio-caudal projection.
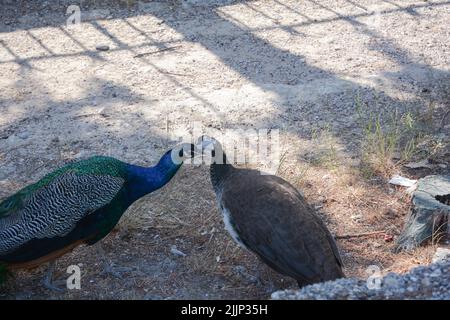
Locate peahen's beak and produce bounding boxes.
[195,135,226,164]
[196,135,218,152]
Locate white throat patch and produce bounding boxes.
[217,192,247,250]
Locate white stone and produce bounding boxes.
[432,247,450,264]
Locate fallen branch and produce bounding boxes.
[160,71,191,77]
[133,46,180,58]
[336,231,386,239]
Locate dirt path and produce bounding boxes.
[0,0,449,299]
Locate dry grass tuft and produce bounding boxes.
[356,97,419,179]
[276,138,436,279]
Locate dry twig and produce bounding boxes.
[336,231,386,239]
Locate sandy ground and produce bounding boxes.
[0,0,449,299]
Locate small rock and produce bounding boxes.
[170,245,186,257]
[383,274,400,288]
[96,45,110,51]
[421,277,431,286]
[389,175,417,187]
[430,269,442,277]
[17,131,29,139]
[432,247,450,264]
[404,159,433,169]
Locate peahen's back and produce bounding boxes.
[218,169,345,286]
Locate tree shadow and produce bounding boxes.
[1,0,448,197]
[0,0,449,298]
[0,75,168,196]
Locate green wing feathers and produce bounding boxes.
[0,156,125,217]
[0,156,126,255]
[24,156,126,191]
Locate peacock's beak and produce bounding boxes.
[187,143,201,159]
[171,143,200,164]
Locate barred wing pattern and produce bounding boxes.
[0,171,124,255]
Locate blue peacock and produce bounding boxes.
[0,143,197,290]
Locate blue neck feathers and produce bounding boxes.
[125,150,182,202]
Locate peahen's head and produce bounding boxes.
[196,135,228,165]
[196,136,234,189]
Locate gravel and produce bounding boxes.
[272,262,450,300]
[0,0,449,300]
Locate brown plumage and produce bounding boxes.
[201,137,345,287]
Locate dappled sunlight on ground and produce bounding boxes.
[0,0,448,299]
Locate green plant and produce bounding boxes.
[309,124,340,170]
[355,95,422,178]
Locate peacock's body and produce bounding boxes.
[0,144,195,286]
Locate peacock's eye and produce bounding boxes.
[178,149,184,158]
